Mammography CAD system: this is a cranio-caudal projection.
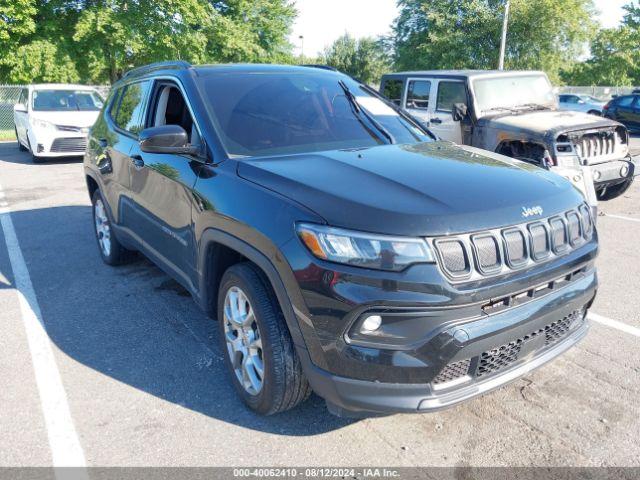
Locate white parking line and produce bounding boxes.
[0,186,88,475]
[589,313,640,338]
[603,213,640,224]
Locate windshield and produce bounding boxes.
[200,71,433,158]
[32,89,104,111]
[472,74,556,115]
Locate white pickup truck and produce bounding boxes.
[380,70,639,205]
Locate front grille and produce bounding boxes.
[50,137,87,153]
[476,310,584,378]
[433,358,471,385]
[431,205,593,282]
[574,131,616,159]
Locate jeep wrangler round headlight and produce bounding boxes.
[297,223,434,271]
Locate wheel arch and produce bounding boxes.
[198,228,308,351]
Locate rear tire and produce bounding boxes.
[91,189,135,265]
[217,262,311,415]
[596,177,634,201]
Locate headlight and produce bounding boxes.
[29,118,55,130]
[296,223,434,271]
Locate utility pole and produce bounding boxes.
[498,0,510,70]
[299,35,305,59]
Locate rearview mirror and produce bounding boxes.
[452,103,468,122]
[139,125,197,155]
[14,103,27,113]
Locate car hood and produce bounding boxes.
[29,110,100,128]
[237,142,584,236]
[483,110,622,137]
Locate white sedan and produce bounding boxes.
[13,84,104,162]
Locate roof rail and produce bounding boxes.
[301,64,338,72]
[122,61,192,79]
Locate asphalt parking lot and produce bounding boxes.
[0,137,639,469]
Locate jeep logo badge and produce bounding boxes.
[522,206,544,218]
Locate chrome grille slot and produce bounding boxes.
[549,217,568,254]
[50,137,87,153]
[528,223,550,260]
[435,239,469,278]
[502,228,527,267]
[566,211,582,246]
[430,205,594,283]
[471,234,500,273]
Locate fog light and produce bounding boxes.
[361,315,382,333]
[620,165,629,177]
[593,170,602,181]
[573,175,582,183]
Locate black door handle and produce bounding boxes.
[430,118,443,125]
[131,155,145,170]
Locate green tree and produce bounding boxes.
[322,33,391,85]
[562,2,640,86]
[0,0,297,84]
[393,0,597,83]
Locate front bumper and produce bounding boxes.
[300,271,596,416]
[29,128,88,157]
[589,155,639,187]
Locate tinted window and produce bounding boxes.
[381,79,404,106]
[616,96,635,107]
[114,81,151,134]
[560,95,578,103]
[18,89,27,105]
[406,80,431,110]
[201,71,432,157]
[436,82,466,112]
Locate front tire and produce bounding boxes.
[91,189,134,265]
[217,263,311,415]
[587,109,601,116]
[16,129,27,151]
[596,177,634,201]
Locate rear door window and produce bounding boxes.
[381,79,404,106]
[436,81,467,112]
[616,96,634,107]
[406,80,431,110]
[114,81,152,135]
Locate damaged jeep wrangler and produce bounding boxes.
[381,70,639,203]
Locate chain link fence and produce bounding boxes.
[0,85,111,140]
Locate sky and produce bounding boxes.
[288,0,629,57]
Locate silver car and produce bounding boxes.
[558,94,606,116]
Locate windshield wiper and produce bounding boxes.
[338,80,394,144]
[516,103,549,111]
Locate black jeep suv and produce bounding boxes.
[85,62,598,417]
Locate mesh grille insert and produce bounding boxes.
[529,224,550,260]
[437,240,468,275]
[566,212,582,245]
[433,358,471,385]
[503,228,527,266]
[472,234,500,271]
[51,137,87,153]
[476,310,584,378]
[549,218,568,253]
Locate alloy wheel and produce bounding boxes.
[223,286,264,395]
[94,198,112,257]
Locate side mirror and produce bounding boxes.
[139,125,197,155]
[452,103,468,122]
[14,103,27,113]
